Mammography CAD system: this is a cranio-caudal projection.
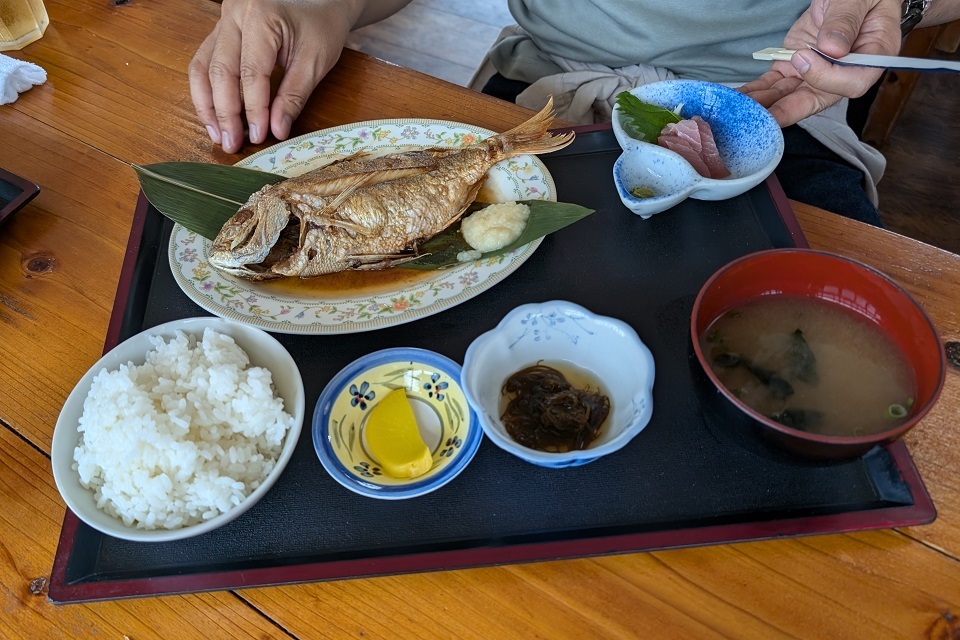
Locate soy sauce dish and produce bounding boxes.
[691,249,946,460]
[461,301,655,468]
[612,79,784,218]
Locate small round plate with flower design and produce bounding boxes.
[168,119,556,334]
[312,347,482,500]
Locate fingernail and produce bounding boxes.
[825,30,850,48]
[249,123,260,144]
[792,52,811,75]
[221,130,233,152]
[205,125,220,143]
[280,115,292,139]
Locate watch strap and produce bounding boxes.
[901,0,930,36]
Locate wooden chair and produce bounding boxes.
[860,20,960,149]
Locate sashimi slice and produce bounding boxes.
[659,135,711,177]
[693,116,731,179]
[658,116,731,179]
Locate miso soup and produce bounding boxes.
[699,296,916,436]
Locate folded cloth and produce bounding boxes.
[0,52,46,105]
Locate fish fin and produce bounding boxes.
[322,150,370,167]
[310,216,375,236]
[292,167,431,197]
[303,173,381,237]
[349,253,424,270]
[498,96,575,157]
[324,172,376,211]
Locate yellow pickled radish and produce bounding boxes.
[366,389,433,478]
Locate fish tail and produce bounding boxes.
[497,97,575,157]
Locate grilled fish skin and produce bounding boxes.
[208,100,574,280]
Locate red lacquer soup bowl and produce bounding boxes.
[690,249,946,460]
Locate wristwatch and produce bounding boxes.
[901,0,931,36]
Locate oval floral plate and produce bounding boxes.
[168,119,556,334]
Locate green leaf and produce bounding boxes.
[132,162,284,240]
[399,200,595,270]
[615,92,682,143]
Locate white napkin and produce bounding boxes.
[0,52,46,105]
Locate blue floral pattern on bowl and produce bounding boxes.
[462,301,656,468]
[313,347,481,500]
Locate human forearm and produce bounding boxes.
[919,0,960,27]
[350,0,416,29]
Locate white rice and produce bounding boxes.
[73,328,294,530]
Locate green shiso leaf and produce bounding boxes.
[399,200,595,270]
[132,162,284,240]
[615,91,683,143]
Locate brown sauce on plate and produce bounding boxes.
[258,268,433,297]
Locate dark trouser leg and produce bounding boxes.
[481,72,533,103]
[481,73,884,228]
[775,126,884,228]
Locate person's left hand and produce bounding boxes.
[740,0,902,127]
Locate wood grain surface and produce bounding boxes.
[1,0,958,636]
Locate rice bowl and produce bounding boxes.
[51,317,305,543]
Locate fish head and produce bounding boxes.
[209,189,292,272]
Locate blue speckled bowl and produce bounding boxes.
[461,301,655,468]
[612,80,784,218]
[313,347,482,499]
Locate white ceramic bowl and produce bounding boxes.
[461,301,655,467]
[313,347,482,500]
[611,80,784,218]
[50,317,305,542]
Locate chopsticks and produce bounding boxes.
[753,46,960,73]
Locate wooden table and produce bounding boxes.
[2,0,958,636]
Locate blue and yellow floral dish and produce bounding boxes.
[461,301,655,468]
[313,347,481,499]
[612,80,784,218]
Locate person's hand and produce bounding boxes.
[189,0,355,153]
[740,0,902,127]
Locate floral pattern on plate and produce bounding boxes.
[313,348,482,500]
[168,119,556,335]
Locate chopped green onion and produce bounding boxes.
[886,403,908,419]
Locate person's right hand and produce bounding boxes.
[189,0,355,153]
[740,0,901,127]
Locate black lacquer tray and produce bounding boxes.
[49,125,934,603]
[0,166,40,227]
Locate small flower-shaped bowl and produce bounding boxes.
[461,301,655,468]
[611,79,784,218]
[313,347,482,499]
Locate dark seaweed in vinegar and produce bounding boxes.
[500,363,610,452]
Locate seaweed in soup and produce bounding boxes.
[700,296,916,437]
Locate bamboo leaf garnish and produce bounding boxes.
[132,164,247,207]
[399,200,595,270]
[133,162,284,240]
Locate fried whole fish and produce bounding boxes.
[208,100,574,280]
